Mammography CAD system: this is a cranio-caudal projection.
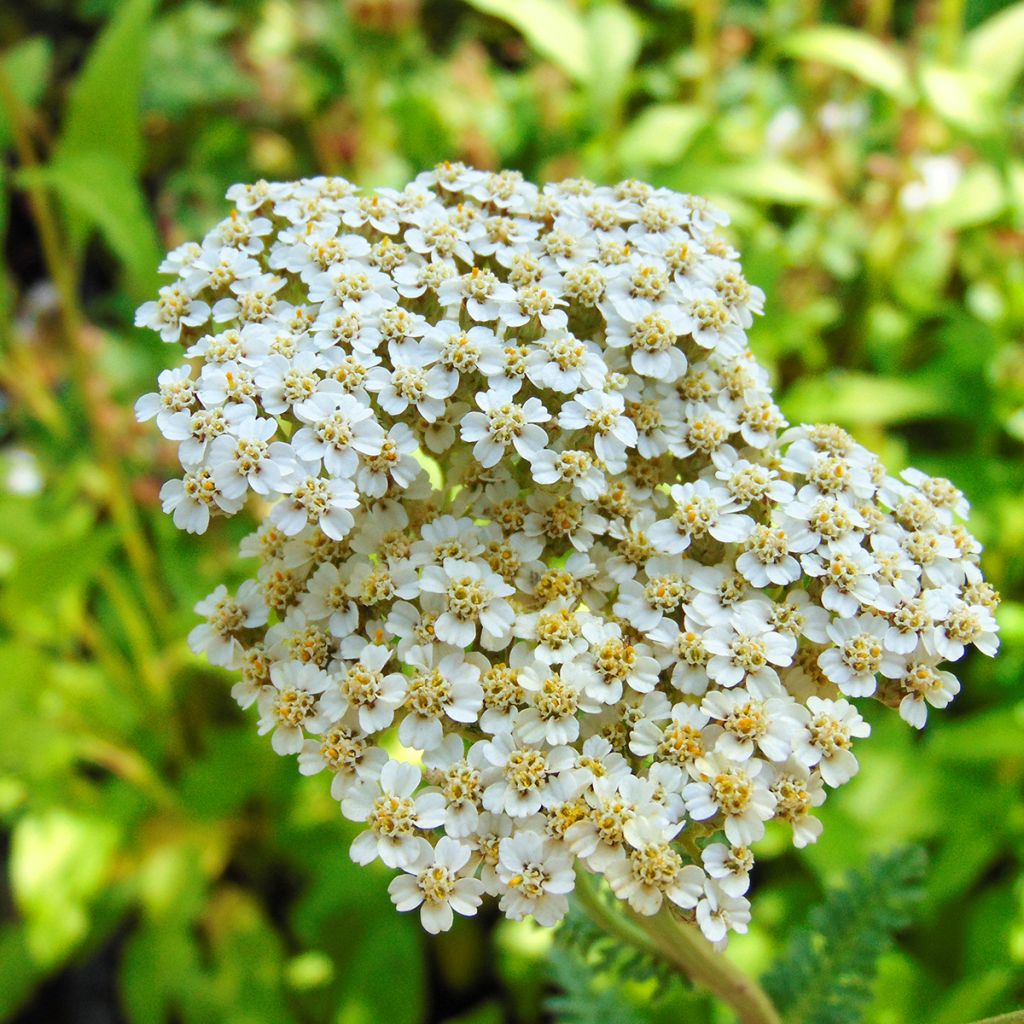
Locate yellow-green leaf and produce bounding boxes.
[964,0,1024,98]
[780,25,914,104]
[617,103,707,166]
[461,0,590,82]
[919,63,998,135]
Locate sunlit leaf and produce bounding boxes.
[964,0,1024,98]
[586,5,642,116]
[616,104,706,166]
[781,372,951,426]
[780,26,914,103]
[688,159,836,207]
[10,809,120,967]
[461,0,590,82]
[920,63,999,134]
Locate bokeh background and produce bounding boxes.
[0,1,1022,1021]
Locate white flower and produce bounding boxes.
[256,660,330,755]
[606,817,705,915]
[496,830,575,926]
[343,760,446,868]
[605,303,689,381]
[768,760,825,847]
[701,687,802,762]
[188,581,267,667]
[419,558,516,650]
[398,645,483,750]
[791,696,870,786]
[460,388,549,468]
[135,283,210,341]
[298,716,388,798]
[356,422,422,498]
[482,732,576,817]
[140,169,1000,941]
[557,389,637,469]
[703,602,796,694]
[684,753,777,846]
[208,415,295,498]
[818,613,901,698]
[517,661,595,745]
[649,480,754,554]
[613,555,693,636]
[893,660,960,729]
[696,880,751,948]
[271,470,359,540]
[135,367,196,431]
[292,392,385,476]
[160,468,244,534]
[630,701,710,767]
[366,341,456,423]
[320,642,407,733]
[736,518,816,587]
[701,843,754,896]
[388,837,485,933]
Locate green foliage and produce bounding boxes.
[0,0,1023,1021]
[545,946,645,1024]
[763,847,928,1024]
[556,900,673,993]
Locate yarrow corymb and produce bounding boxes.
[137,164,999,946]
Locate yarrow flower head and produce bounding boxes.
[139,164,999,949]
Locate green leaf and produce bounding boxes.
[586,5,642,115]
[964,0,1024,98]
[616,104,707,166]
[10,808,120,968]
[0,925,41,1019]
[763,847,926,1024]
[461,0,590,83]
[20,154,162,294]
[335,917,426,1024]
[689,159,836,207]
[930,162,1007,230]
[545,946,647,1024]
[54,0,157,174]
[0,37,52,149]
[0,518,116,620]
[780,26,914,103]
[919,63,999,135]
[781,372,951,427]
[925,703,1024,763]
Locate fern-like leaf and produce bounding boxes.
[763,846,927,1024]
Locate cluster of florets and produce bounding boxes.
[138,165,999,946]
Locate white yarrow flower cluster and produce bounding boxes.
[139,166,999,949]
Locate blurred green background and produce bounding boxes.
[0,1,1022,1021]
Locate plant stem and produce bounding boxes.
[573,870,781,1024]
[965,1013,1024,1024]
[632,906,782,1024]
[0,59,171,639]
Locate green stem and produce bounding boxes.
[965,1013,1024,1024]
[573,869,782,1024]
[0,58,171,640]
[632,906,782,1024]
[572,867,662,959]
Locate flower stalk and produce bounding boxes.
[574,867,781,1024]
